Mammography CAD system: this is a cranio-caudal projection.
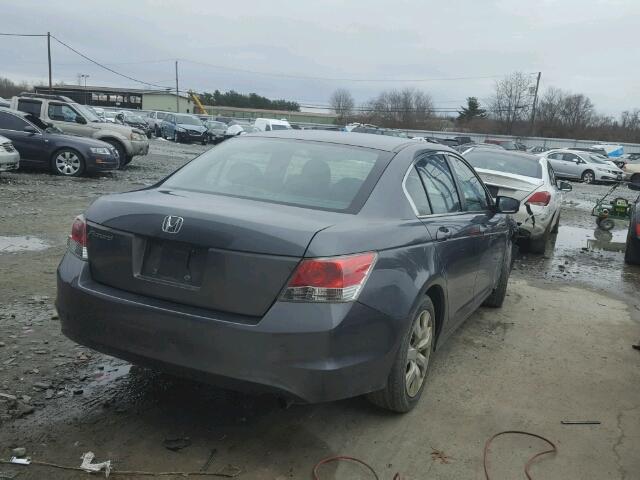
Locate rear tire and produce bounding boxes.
[598,218,615,231]
[483,239,512,308]
[625,221,640,265]
[582,170,595,184]
[367,297,435,413]
[551,211,560,234]
[528,229,549,254]
[104,140,127,170]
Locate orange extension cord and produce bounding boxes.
[313,430,558,480]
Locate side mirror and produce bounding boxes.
[23,125,38,134]
[75,115,87,125]
[558,180,573,192]
[495,196,520,214]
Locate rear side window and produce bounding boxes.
[0,111,29,130]
[162,138,387,213]
[404,168,431,216]
[416,154,461,214]
[448,155,490,211]
[17,99,42,117]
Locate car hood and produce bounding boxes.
[177,123,206,132]
[45,131,114,149]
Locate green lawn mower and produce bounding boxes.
[592,182,633,231]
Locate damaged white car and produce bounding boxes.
[463,146,572,253]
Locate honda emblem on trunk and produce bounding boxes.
[162,215,184,234]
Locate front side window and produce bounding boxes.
[162,137,386,213]
[547,152,563,160]
[48,104,80,123]
[448,155,490,211]
[416,154,461,214]
[0,111,29,131]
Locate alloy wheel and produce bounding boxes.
[405,310,434,397]
[583,172,594,184]
[55,151,81,176]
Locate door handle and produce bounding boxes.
[436,226,452,241]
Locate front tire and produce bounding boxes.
[173,132,179,143]
[51,149,85,177]
[582,170,595,184]
[104,140,127,170]
[367,297,435,413]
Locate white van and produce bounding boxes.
[253,118,292,132]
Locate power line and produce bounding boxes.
[49,35,171,90]
[0,32,47,37]
[178,58,526,83]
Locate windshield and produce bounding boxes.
[206,121,226,129]
[70,103,101,122]
[25,113,62,133]
[587,155,609,165]
[465,150,543,178]
[162,137,385,212]
[127,116,146,123]
[175,115,202,126]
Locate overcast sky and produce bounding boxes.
[1,0,638,116]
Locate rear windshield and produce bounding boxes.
[464,150,542,179]
[162,137,387,212]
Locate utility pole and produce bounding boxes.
[530,71,542,133]
[175,60,179,113]
[47,32,52,92]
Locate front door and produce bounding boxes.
[415,153,485,331]
[47,103,94,137]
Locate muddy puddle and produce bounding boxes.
[0,235,49,253]
[515,223,640,301]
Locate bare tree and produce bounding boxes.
[536,87,565,128]
[364,88,433,128]
[329,88,355,120]
[490,72,533,133]
[560,94,594,131]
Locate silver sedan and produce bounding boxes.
[0,135,19,172]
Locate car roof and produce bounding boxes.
[243,129,439,152]
[0,106,29,118]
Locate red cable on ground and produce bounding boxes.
[312,455,401,480]
[483,430,558,480]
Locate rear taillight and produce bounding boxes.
[281,252,377,302]
[527,191,551,206]
[68,214,88,260]
[636,223,640,237]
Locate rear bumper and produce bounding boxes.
[514,205,555,240]
[56,253,399,403]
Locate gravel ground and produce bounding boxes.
[0,139,639,479]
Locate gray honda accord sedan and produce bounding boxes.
[57,130,519,412]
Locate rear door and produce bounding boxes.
[415,153,483,329]
[546,152,569,177]
[0,111,47,165]
[446,154,505,300]
[46,103,93,137]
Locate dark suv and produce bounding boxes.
[0,107,119,176]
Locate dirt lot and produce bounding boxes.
[1,139,639,479]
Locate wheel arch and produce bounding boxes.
[422,280,447,350]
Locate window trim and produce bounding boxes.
[402,150,470,218]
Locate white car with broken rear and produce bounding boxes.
[462,146,572,253]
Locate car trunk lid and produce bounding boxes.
[475,168,544,201]
[85,189,338,317]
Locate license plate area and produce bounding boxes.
[140,238,206,288]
